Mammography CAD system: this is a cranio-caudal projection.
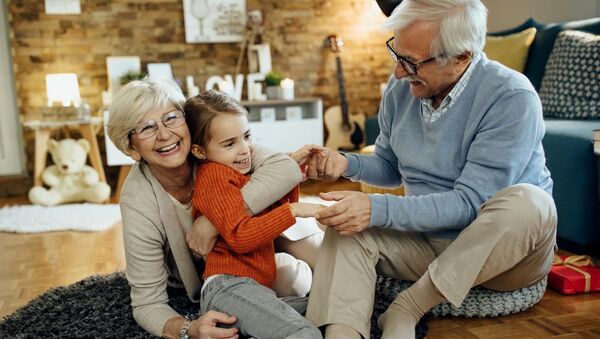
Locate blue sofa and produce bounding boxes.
[365,18,600,254]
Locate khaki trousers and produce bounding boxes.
[306,184,557,339]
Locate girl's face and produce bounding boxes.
[129,104,191,172]
[191,113,255,174]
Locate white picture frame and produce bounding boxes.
[106,56,141,99]
[147,63,174,81]
[103,110,135,166]
[45,0,81,14]
[183,0,246,43]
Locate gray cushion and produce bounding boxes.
[539,30,600,119]
[526,17,600,90]
[377,276,547,317]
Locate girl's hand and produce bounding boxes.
[289,145,329,181]
[289,144,328,165]
[289,202,327,218]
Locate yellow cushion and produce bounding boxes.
[484,27,537,73]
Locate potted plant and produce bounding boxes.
[264,70,284,99]
[119,71,146,85]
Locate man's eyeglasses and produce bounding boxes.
[130,110,186,139]
[386,36,438,75]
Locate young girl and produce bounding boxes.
[184,90,324,338]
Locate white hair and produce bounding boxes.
[383,0,488,63]
[107,77,186,155]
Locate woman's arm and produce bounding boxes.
[242,146,302,215]
[120,198,181,337]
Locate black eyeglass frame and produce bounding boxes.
[386,36,439,75]
[129,109,186,140]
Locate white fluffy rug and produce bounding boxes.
[0,203,121,233]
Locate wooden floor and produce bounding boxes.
[1,180,600,338]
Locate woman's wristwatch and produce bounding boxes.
[179,318,191,339]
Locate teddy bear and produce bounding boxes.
[28,138,111,206]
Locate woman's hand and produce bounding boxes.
[186,216,219,257]
[189,311,238,339]
[289,202,327,218]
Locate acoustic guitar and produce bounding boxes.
[323,35,366,151]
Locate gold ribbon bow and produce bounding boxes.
[553,255,593,292]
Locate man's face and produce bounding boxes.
[392,20,468,102]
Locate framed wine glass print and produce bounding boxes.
[183,0,246,43]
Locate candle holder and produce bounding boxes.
[281,78,295,100]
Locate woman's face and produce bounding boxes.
[129,103,191,171]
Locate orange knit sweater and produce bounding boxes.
[193,162,298,288]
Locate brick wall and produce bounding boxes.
[4,0,393,198]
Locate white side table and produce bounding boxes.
[22,117,106,187]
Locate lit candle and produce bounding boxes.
[186,75,195,90]
[281,78,294,100]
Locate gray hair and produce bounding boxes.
[383,0,487,63]
[107,77,186,155]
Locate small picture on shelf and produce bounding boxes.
[260,107,276,122]
[285,106,303,121]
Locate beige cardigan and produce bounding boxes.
[119,147,302,336]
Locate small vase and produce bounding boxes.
[266,86,283,100]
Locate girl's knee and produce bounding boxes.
[274,253,312,297]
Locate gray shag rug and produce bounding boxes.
[0,272,427,339]
[0,272,545,338]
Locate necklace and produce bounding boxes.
[183,187,194,203]
[176,169,194,204]
[181,170,195,203]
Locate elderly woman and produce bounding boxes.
[107,77,322,338]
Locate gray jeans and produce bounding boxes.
[200,274,322,339]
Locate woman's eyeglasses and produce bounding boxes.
[386,36,439,75]
[130,110,186,139]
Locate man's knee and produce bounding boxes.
[320,227,381,266]
[324,227,368,248]
[482,184,557,233]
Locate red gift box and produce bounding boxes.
[548,255,600,295]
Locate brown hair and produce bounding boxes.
[184,90,248,147]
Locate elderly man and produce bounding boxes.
[301,0,557,338]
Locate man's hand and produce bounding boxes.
[305,147,348,182]
[315,191,371,236]
[289,144,324,165]
[190,310,238,339]
[289,144,330,181]
[186,216,219,257]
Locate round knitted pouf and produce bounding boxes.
[375,276,547,318]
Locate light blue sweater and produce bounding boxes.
[345,55,553,239]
